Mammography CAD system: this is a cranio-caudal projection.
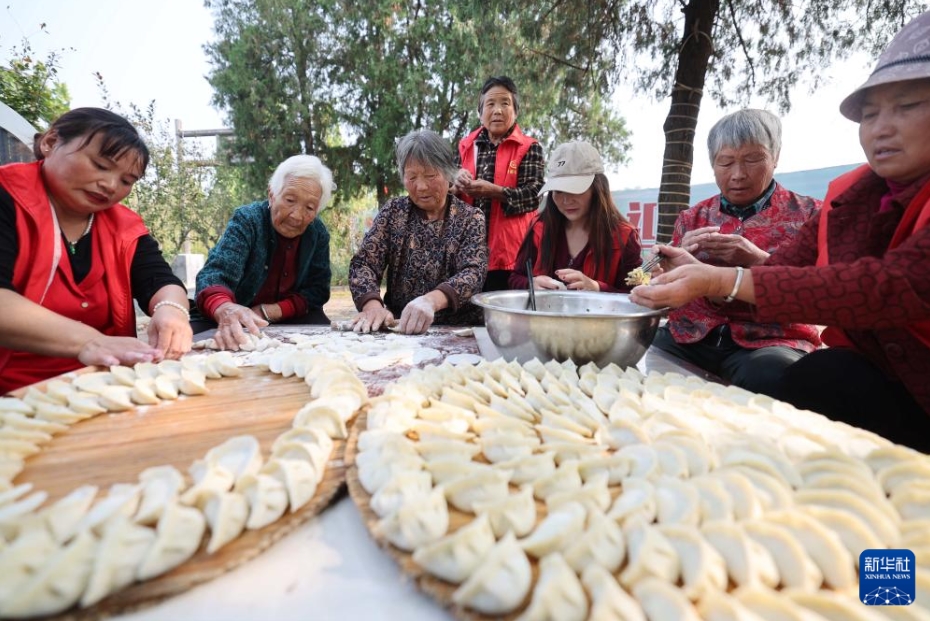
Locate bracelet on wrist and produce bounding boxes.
[153,300,190,320]
[723,266,745,303]
[260,304,272,322]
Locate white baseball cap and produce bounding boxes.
[538,141,605,195]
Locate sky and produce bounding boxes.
[1,0,872,189]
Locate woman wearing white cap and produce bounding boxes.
[509,141,642,293]
[631,11,930,451]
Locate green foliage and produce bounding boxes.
[320,191,378,286]
[0,36,70,129]
[204,0,631,202]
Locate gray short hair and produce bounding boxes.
[395,130,457,183]
[707,109,782,164]
[268,155,335,212]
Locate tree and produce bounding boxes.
[0,36,70,129]
[204,0,631,202]
[516,0,929,241]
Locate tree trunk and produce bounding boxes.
[656,0,720,243]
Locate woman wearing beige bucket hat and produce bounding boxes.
[509,141,643,293]
[631,11,930,452]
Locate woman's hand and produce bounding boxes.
[680,226,721,254]
[352,300,395,333]
[630,264,729,309]
[647,244,701,277]
[555,269,599,291]
[398,295,436,334]
[693,232,769,266]
[148,304,193,359]
[533,275,565,290]
[78,335,163,368]
[213,302,268,350]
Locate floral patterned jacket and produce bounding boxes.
[349,195,487,325]
[667,184,822,351]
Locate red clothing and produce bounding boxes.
[510,217,643,293]
[756,167,930,414]
[667,184,822,351]
[0,162,147,392]
[458,125,537,271]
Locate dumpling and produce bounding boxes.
[519,501,586,558]
[731,585,836,621]
[516,552,588,621]
[442,469,511,513]
[615,444,659,479]
[0,530,97,617]
[533,460,583,501]
[272,441,329,475]
[701,521,779,589]
[136,502,206,580]
[370,470,433,518]
[480,433,540,463]
[562,510,625,574]
[0,397,33,415]
[708,469,764,521]
[129,378,161,406]
[135,465,187,525]
[654,476,701,525]
[631,577,702,621]
[800,505,883,559]
[794,488,899,546]
[178,367,209,396]
[98,385,135,412]
[656,523,728,601]
[697,590,771,621]
[581,564,647,621]
[743,519,823,590]
[39,484,98,544]
[473,484,538,538]
[358,452,424,495]
[618,520,680,588]
[180,460,235,506]
[262,458,319,512]
[109,364,137,387]
[494,452,557,486]
[75,484,140,536]
[415,439,482,463]
[578,452,633,485]
[785,589,890,621]
[235,473,288,529]
[374,486,448,551]
[293,401,348,439]
[80,516,156,607]
[726,465,794,511]
[451,531,532,615]
[690,476,736,524]
[0,527,57,603]
[607,477,657,525]
[763,510,855,589]
[153,374,180,400]
[205,435,263,482]
[201,490,249,553]
[411,513,496,584]
[546,472,612,515]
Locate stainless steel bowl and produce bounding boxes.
[472,290,664,368]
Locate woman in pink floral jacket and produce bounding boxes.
[651,109,821,397]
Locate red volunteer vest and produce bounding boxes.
[458,125,537,271]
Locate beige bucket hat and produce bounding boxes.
[538,141,605,195]
[840,10,930,122]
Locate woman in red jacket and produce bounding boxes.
[0,108,191,392]
[631,11,930,452]
[509,141,642,293]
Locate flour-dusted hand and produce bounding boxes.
[213,302,268,351]
[533,275,565,290]
[353,300,396,333]
[399,295,436,334]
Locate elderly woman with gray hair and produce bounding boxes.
[193,154,334,350]
[349,129,488,334]
[650,108,822,396]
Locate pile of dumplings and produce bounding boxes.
[0,351,366,618]
[352,357,930,620]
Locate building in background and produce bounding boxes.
[0,102,37,164]
[612,163,861,250]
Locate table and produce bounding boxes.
[110,326,721,621]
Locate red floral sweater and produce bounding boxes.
[667,184,822,351]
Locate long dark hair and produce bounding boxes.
[33,107,150,174]
[520,174,629,280]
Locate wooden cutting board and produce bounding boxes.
[13,366,346,621]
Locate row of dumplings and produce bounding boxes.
[0,353,366,618]
[352,357,930,618]
[192,331,284,353]
[0,352,243,489]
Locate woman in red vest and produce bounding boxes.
[509,141,642,293]
[0,108,192,393]
[631,12,930,452]
[454,76,544,291]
